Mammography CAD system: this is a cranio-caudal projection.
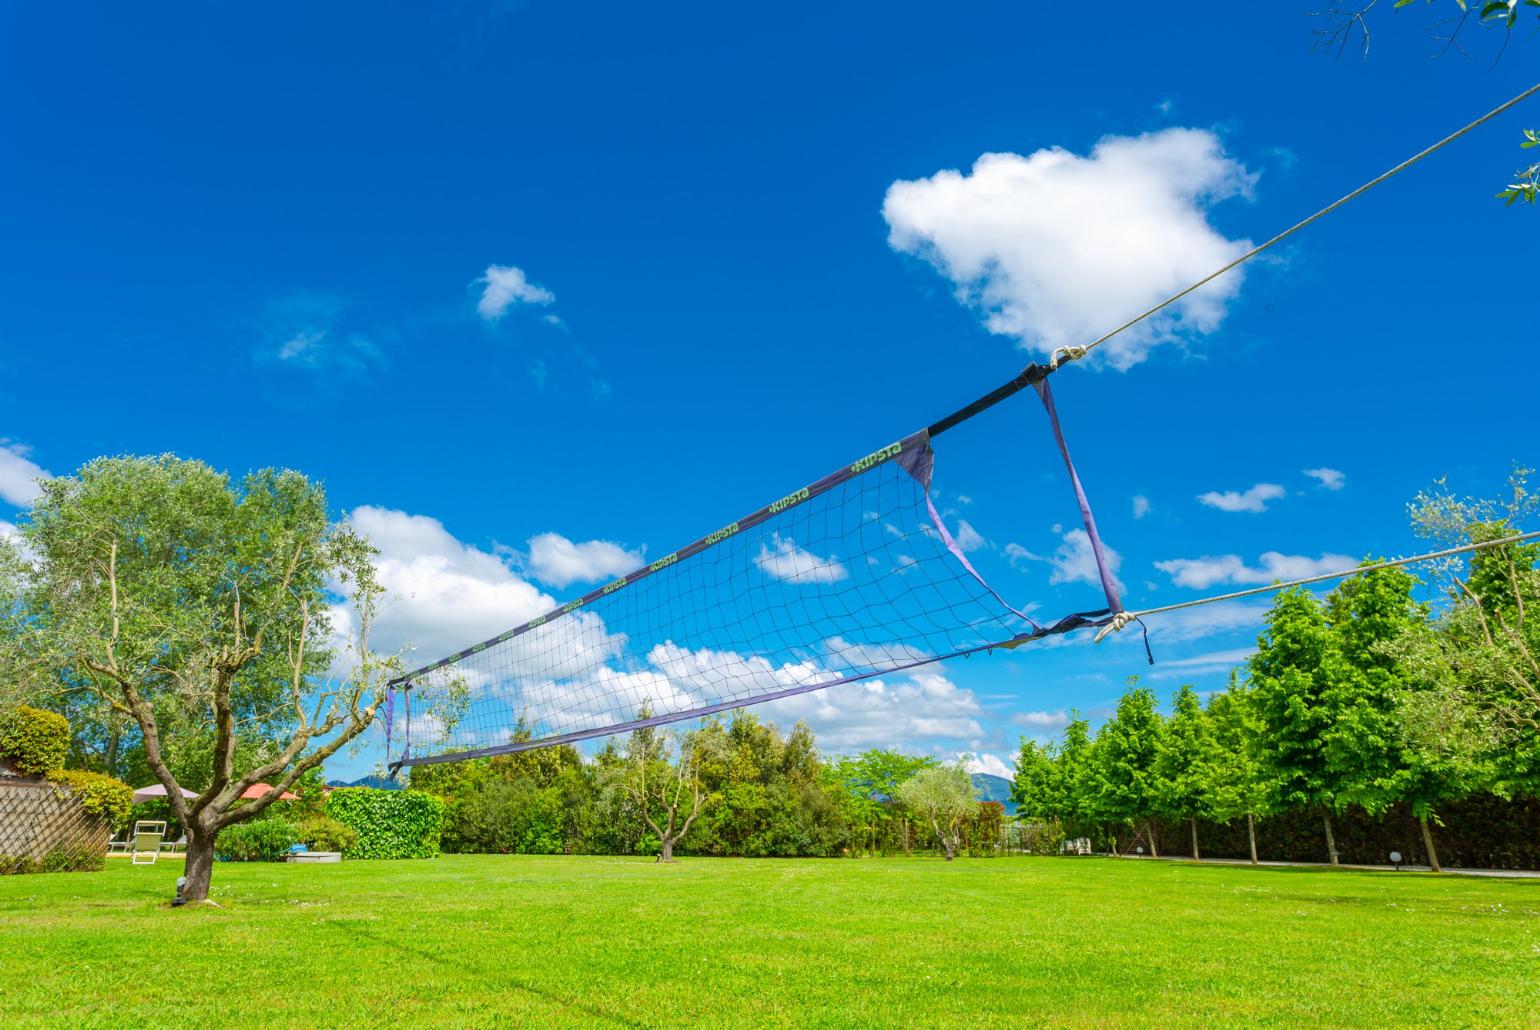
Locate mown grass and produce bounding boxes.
[1,854,1537,1027]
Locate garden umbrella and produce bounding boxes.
[132,783,201,804]
[239,783,298,801]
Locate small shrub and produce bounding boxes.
[326,788,443,860]
[294,814,358,853]
[0,706,70,776]
[49,770,134,827]
[216,818,299,862]
[1009,819,1068,857]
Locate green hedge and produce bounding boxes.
[216,819,299,862]
[326,788,443,859]
[294,814,359,853]
[49,770,134,827]
[0,706,70,776]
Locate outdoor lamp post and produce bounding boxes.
[1389,850,1402,871]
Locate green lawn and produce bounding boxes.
[2,854,1537,1028]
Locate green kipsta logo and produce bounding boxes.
[849,441,903,475]
[602,578,626,594]
[561,599,584,613]
[528,615,546,628]
[649,552,679,573]
[767,486,811,515]
[703,522,740,546]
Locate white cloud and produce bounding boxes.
[1197,483,1285,514]
[1304,467,1346,491]
[1048,528,1126,594]
[1012,709,1070,730]
[1132,495,1151,520]
[883,128,1255,370]
[348,506,559,662]
[962,752,1015,779]
[476,264,555,321]
[0,442,50,508]
[758,669,984,751]
[1003,542,1042,569]
[755,533,848,584]
[953,519,986,553]
[1154,551,1358,590]
[523,532,643,589]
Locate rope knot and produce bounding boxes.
[1050,345,1087,369]
[1093,610,1135,644]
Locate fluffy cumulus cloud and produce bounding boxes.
[346,506,558,662]
[476,264,556,321]
[883,128,1255,369]
[1132,495,1151,520]
[962,752,1015,779]
[1154,551,1358,590]
[523,532,643,588]
[758,669,984,751]
[755,534,849,584]
[1048,528,1126,595]
[0,441,50,508]
[1197,482,1285,514]
[1304,467,1346,491]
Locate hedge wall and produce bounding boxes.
[49,770,134,828]
[0,706,70,776]
[326,788,443,859]
[1132,795,1540,869]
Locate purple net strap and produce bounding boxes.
[923,490,1044,630]
[1033,378,1123,614]
[383,688,395,766]
[896,435,1043,631]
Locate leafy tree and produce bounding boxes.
[1089,682,1164,856]
[614,724,710,863]
[1320,563,1442,859]
[1249,588,1343,864]
[895,763,977,861]
[1053,714,1098,837]
[1153,685,1221,860]
[1205,676,1272,864]
[825,749,935,855]
[0,456,392,902]
[1010,737,1060,821]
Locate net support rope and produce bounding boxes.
[1094,531,1540,643]
[382,82,1539,770]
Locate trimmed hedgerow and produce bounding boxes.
[294,814,359,854]
[0,706,70,776]
[48,770,133,827]
[326,788,443,860]
[216,819,299,862]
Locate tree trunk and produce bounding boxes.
[1148,822,1160,859]
[658,837,674,863]
[182,830,217,903]
[1246,812,1258,865]
[1322,811,1340,867]
[1419,815,1442,873]
[1189,817,1200,861]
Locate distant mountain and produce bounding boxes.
[972,772,1017,816]
[326,775,404,791]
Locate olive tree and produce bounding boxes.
[0,456,393,902]
[896,763,977,861]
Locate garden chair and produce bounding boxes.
[130,829,163,864]
[106,830,131,853]
[161,831,188,854]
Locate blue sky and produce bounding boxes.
[1,3,1535,781]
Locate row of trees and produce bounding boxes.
[1013,476,1540,871]
[409,712,993,862]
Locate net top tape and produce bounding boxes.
[389,427,936,687]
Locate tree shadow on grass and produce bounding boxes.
[345,924,648,1029]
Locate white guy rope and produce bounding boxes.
[1094,530,1540,643]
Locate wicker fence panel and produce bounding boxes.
[0,779,111,874]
